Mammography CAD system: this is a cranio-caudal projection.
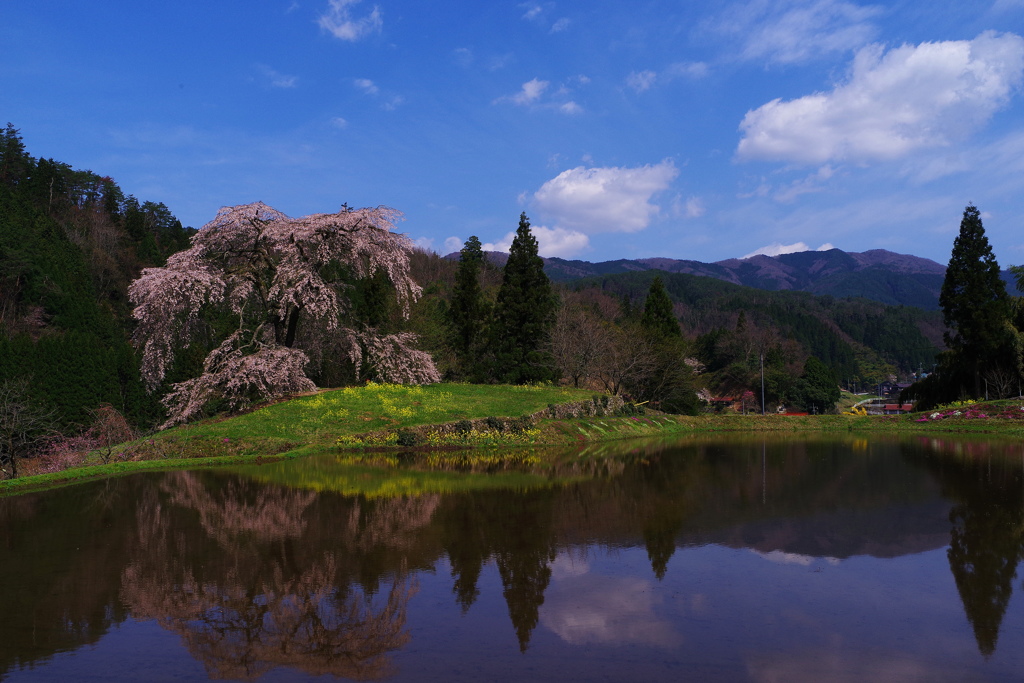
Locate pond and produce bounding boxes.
[2,434,1023,681]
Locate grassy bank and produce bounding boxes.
[5,384,1024,496]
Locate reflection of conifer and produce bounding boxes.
[912,451,1024,657]
[491,490,557,653]
[642,516,681,580]
[441,495,490,613]
[948,497,1023,656]
[496,548,554,653]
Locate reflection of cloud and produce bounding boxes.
[541,573,681,647]
[747,649,958,683]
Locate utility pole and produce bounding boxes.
[760,351,765,416]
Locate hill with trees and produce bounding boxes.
[0,123,193,432]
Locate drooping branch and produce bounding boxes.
[129,201,439,427]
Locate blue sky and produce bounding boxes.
[4,1,1024,265]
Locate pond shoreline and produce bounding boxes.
[8,405,1024,497]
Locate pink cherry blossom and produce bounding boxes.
[129,202,439,428]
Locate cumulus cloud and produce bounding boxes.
[443,236,464,254]
[713,0,881,65]
[482,225,590,258]
[743,242,835,258]
[532,161,679,234]
[330,117,348,129]
[738,31,1024,164]
[319,0,382,41]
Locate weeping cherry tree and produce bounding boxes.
[129,201,439,427]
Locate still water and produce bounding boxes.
[2,435,1024,682]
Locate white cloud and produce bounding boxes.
[353,78,379,94]
[532,161,679,234]
[353,78,403,110]
[551,17,571,33]
[559,101,583,114]
[413,236,435,251]
[533,225,590,257]
[330,117,348,129]
[627,70,657,92]
[482,225,590,258]
[685,197,706,218]
[255,65,297,88]
[508,78,550,105]
[738,31,1024,164]
[627,63,707,94]
[521,3,544,21]
[481,235,512,253]
[743,242,835,258]
[443,236,464,253]
[713,0,881,65]
[319,0,382,41]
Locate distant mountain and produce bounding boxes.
[538,248,953,310]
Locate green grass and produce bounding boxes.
[8,386,1024,497]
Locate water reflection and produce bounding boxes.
[1,434,1023,680]
[119,473,415,680]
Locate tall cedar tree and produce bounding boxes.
[446,236,488,375]
[640,276,680,338]
[796,356,840,414]
[489,214,556,383]
[939,205,1011,397]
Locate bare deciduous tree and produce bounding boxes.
[129,202,439,428]
[546,300,609,388]
[0,379,56,479]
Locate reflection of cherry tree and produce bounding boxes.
[346,495,441,550]
[161,471,317,549]
[122,554,414,680]
[122,474,418,680]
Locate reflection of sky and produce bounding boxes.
[746,648,980,683]
[541,553,681,648]
[751,550,841,566]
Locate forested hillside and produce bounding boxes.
[571,270,942,378]
[0,124,193,428]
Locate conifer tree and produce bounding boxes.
[489,213,555,384]
[446,236,488,377]
[939,205,1011,397]
[640,276,680,338]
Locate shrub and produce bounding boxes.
[454,419,474,436]
[484,416,504,432]
[396,428,421,448]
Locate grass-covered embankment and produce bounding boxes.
[0,383,597,494]
[7,385,1024,496]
